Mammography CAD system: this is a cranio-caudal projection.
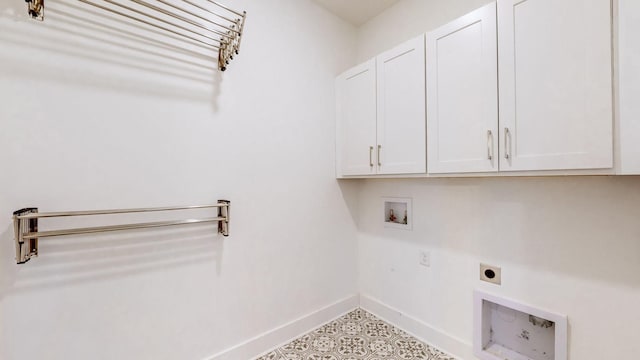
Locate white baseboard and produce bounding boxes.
[359,294,474,360]
[207,294,473,360]
[207,294,359,360]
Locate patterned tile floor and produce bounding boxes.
[255,308,456,360]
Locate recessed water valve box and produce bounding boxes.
[382,197,412,230]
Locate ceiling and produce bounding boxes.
[313,0,402,26]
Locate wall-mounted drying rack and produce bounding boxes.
[25,0,246,71]
[12,200,230,264]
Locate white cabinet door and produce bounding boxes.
[376,36,427,175]
[426,3,498,174]
[498,0,613,171]
[336,60,377,176]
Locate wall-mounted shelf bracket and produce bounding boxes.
[13,208,39,264]
[25,0,44,20]
[217,199,230,236]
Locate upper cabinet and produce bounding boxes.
[497,0,613,172]
[426,3,498,174]
[377,36,427,175]
[336,60,377,176]
[336,36,426,177]
[426,0,613,174]
[336,0,630,178]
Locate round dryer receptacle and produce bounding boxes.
[484,269,496,279]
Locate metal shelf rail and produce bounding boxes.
[24,0,246,71]
[12,200,230,264]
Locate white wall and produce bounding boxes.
[356,0,492,62]
[358,177,640,359]
[356,1,640,359]
[0,1,359,359]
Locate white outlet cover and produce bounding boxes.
[419,251,430,267]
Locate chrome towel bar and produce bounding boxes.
[12,200,230,264]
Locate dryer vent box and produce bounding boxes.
[474,291,568,360]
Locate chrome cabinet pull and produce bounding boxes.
[369,146,374,167]
[377,145,382,167]
[487,130,493,161]
[504,128,510,160]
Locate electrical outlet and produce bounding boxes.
[419,251,430,267]
[480,263,501,285]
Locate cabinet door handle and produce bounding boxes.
[377,145,382,167]
[504,128,510,160]
[487,130,493,161]
[369,146,374,167]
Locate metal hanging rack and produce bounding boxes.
[12,200,230,264]
[25,0,246,71]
